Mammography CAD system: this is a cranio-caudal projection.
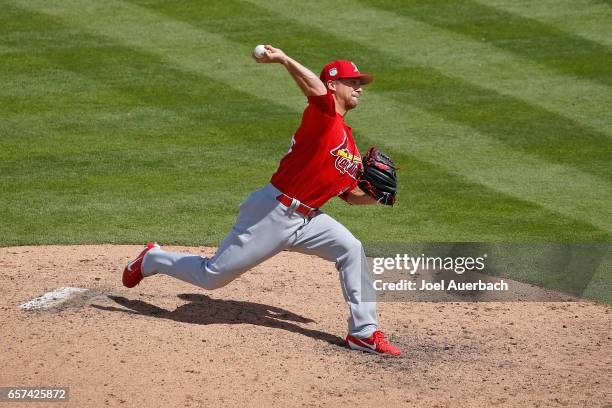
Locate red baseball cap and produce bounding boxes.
[319,60,373,85]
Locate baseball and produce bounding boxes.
[253,44,267,59]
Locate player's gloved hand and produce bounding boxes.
[358,147,397,206]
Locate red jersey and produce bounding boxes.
[270,91,362,208]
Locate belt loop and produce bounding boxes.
[287,197,300,214]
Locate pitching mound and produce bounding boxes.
[1,245,610,407]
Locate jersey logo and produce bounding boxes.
[329,130,361,179]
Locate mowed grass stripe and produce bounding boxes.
[8,0,308,108]
[374,66,611,180]
[11,0,612,235]
[352,93,612,234]
[4,19,586,245]
[214,0,610,231]
[325,149,611,243]
[138,1,612,180]
[476,0,612,48]
[3,10,604,243]
[249,0,612,138]
[123,0,608,240]
[0,5,300,245]
[365,0,612,87]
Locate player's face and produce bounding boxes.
[335,78,363,110]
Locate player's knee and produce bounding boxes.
[199,263,246,290]
[347,236,363,254]
[200,275,233,290]
[336,236,363,264]
[200,281,227,290]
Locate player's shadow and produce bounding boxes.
[92,293,344,347]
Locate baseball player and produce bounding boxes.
[122,45,400,356]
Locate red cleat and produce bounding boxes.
[122,242,159,288]
[346,330,401,356]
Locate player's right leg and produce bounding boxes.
[127,184,304,290]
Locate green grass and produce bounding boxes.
[365,0,612,86]
[1,0,611,251]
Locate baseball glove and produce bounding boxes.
[358,147,397,206]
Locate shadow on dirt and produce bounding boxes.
[92,293,345,347]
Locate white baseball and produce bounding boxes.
[253,44,267,59]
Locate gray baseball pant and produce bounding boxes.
[142,183,377,338]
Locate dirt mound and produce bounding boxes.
[1,245,610,407]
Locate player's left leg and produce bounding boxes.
[290,212,400,356]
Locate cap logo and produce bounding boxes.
[329,67,338,77]
[351,62,359,72]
